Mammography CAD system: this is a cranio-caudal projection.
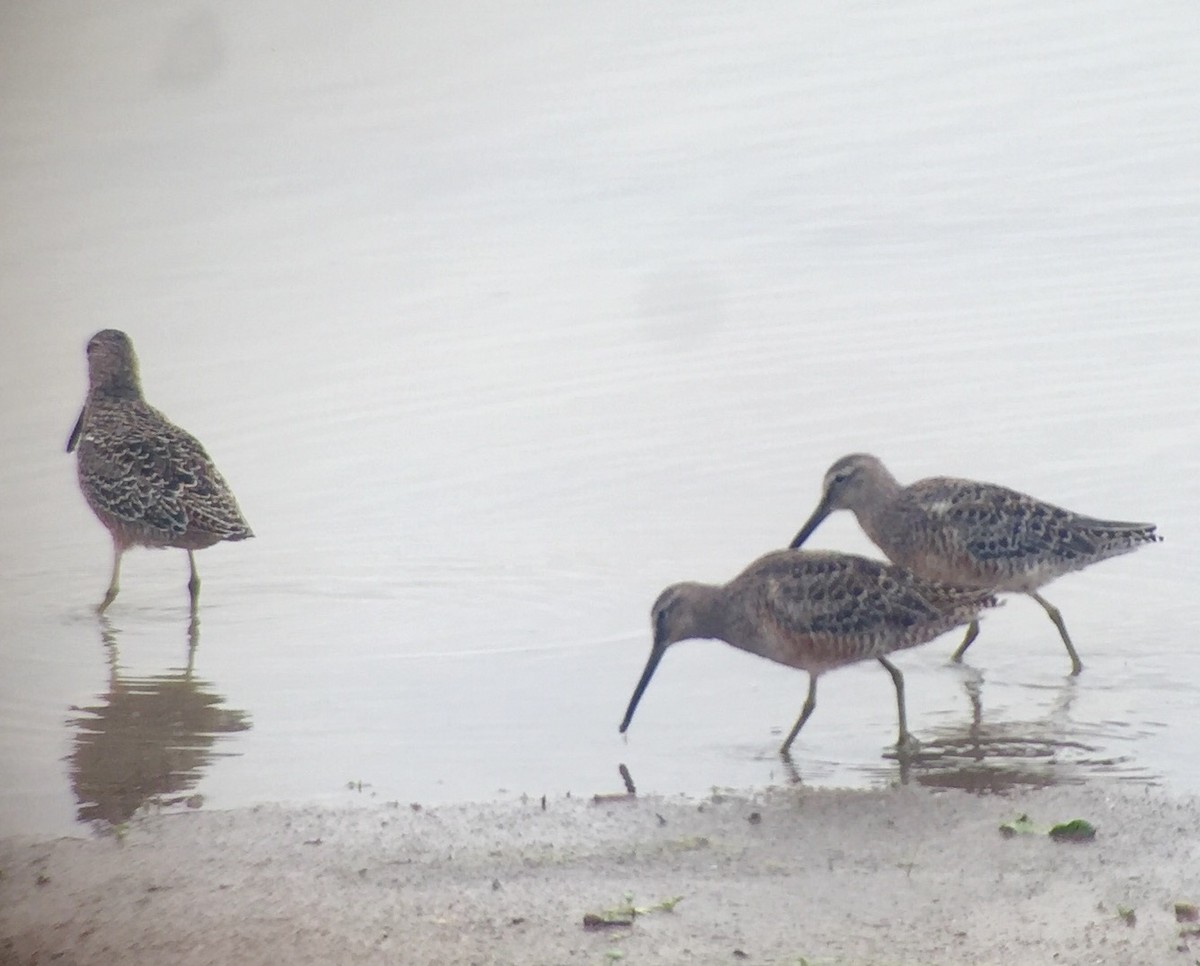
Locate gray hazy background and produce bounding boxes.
[1,1,1197,836]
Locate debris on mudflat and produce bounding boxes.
[582,894,682,930]
[999,814,1096,843]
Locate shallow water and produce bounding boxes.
[1,1,1198,837]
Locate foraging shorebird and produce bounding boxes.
[67,329,253,612]
[619,549,999,754]
[789,454,1160,675]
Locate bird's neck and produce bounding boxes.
[677,583,731,643]
[682,582,777,661]
[852,466,904,543]
[88,379,143,403]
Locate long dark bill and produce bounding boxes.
[66,408,85,453]
[788,494,833,549]
[618,642,667,734]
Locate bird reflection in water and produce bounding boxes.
[878,669,1154,792]
[767,671,1153,791]
[67,613,251,832]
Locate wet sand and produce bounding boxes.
[3,783,1198,965]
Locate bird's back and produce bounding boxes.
[870,477,1158,592]
[730,551,999,673]
[74,399,253,550]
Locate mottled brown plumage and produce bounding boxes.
[789,454,1161,674]
[67,329,253,611]
[619,549,999,754]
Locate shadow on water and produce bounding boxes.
[874,668,1158,794]
[66,612,252,833]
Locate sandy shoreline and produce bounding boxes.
[3,783,1198,965]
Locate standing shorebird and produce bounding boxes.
[788,454,1161,675]
[618,549,999,754]
[67,329,253,612]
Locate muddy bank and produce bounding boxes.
[3,783,1198,965]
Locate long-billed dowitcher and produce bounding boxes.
[618,549,999,754]
[67,330,253,612]
[788,454,1161,675]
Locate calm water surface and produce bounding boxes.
[1,1,1198,836]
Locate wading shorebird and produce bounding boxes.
[788,454,1161,675]
[67,329,253,612]
[618,549,999,754]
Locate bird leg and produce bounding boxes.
[950,620,980,663]
[187,551,201,609]
[780,674,819,755]
[98,546,123,613]
[877,656,919,750]
[1029,592,1083,676]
